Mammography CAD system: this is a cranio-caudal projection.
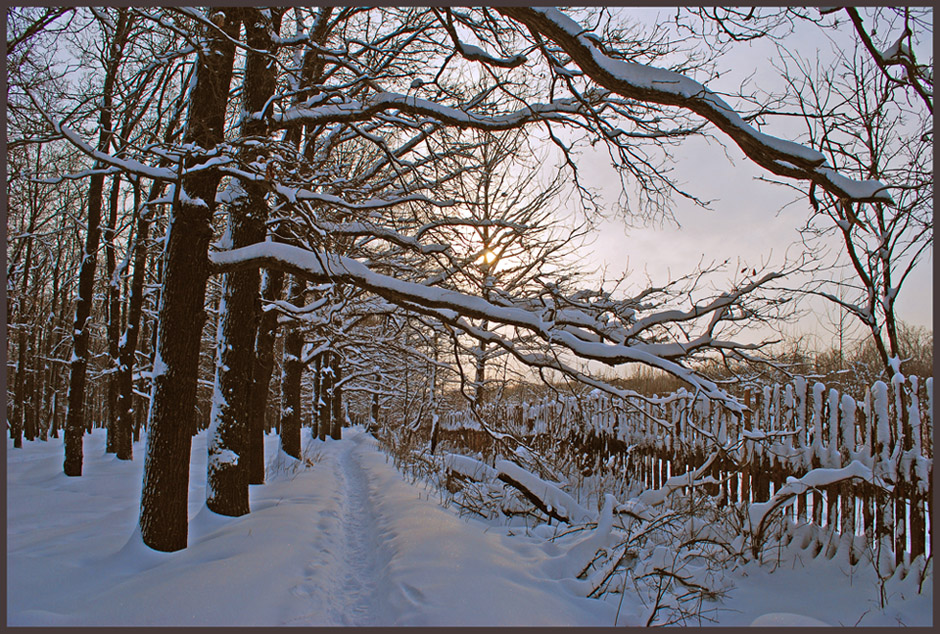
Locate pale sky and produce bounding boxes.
[571,8,933,352]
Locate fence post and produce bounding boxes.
[811,382,825,528]
[908,376,926,561]
[839,393,857,559]
[861,387,874,542]
[740,388,752,505]
[893,374,909,567]
[826,387,840,533]
[794,377,809,524]
[872,381,894,573]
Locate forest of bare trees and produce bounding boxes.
[6,5,931,564]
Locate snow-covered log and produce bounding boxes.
[495,459,594,524]
[442,452,593,524]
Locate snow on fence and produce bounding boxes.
[436,375,932,565]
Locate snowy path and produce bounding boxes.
[7,427,616,626]
[333,436,383,623]
[289,432,386,625]
[7,427,931,626]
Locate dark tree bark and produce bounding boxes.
[371,377,380,428]
[114,181,156,460]
[23,325,39,441]
[38,249,63,442]
[278,275,306,459]
[330,355,343,440]
[63,9,129,476]
[247,267,284,483]
[317,352,332,441]
[10,177,40,448]
[104,173,122,453]
[246,7,333,466]
[311,353,322,439]
[139,8,240,551]
[206,8,282,511]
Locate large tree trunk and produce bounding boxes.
[23,325,39,441]
[139,9,240,552]
[38,248,63,442]
[429,339,440,453]
[278,275,306,459]
[317,352,332,441]
[114,182,155,460]
[247,267,284,483]
[63,9,129,476]
[245,8,334,459]
[330,354,343,440]
[10,182,40,449]
[311,353,322,439]
[104,173,122,453]
[206,8,282,513]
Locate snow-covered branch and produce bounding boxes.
[499,7,894,205]
[209,242,761,405]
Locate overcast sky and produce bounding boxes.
[570,8,932,351]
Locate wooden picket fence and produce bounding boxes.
[435,375,933,565]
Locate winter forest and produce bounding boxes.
[5,6,934,626]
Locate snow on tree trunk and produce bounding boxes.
[247,267,284,482]
[317,352,333,441]
[206,8,282,513]
[115,182,154,461]
[139,9,240,551]
[104,173,122,454]
[63,9,129,477]
[206,246,253,516]
[278,275,305,459]
[10,186,40,450]
[311,352,322,439]
[330,353,343,441]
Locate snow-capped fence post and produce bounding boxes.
[647,398,656,490]
[810,382,826,527]
[676,391,687,489]
[780,383,794,503]
[860,387,874,539]
[769,384,784,499]
[753,387,771,502]
[871,381,894,573]
[907,376,926,560]
[825,388,840,534]
[793,377,809,523]
[892,373,907,566]
[839,393,857,559]
[638,399,648,489]
[924,377,932,560]
[740,389,752,505]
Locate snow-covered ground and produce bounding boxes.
[6,427,932,626]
